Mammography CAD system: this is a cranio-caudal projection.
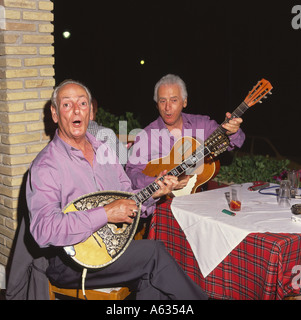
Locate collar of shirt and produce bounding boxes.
[156,112,193,135]
[52,129,102,161]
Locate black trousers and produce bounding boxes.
[47,239,208,300]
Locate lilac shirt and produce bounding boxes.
[26,130,155,248]
[125,112,245,189]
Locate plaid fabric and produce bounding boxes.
[148,199,301,300]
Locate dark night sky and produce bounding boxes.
[52,0,301,158]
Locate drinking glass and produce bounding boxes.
[278,180,291,207]
[287,170,299,197]
[229,184,242,211]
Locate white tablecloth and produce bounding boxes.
[171,183,301,277]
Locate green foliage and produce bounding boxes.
[123,112,142,134]
[215,155,290,184]
[95,108,142,134]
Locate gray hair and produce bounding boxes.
[153,74,188,102]
[51,79,92,113]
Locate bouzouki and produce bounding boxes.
[143,78,273,196]
[64,78,272,270]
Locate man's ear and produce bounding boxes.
[90,104,94,121]
[50,105,58,123]
[183,98,188,108]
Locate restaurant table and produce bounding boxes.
[147,183,301,300]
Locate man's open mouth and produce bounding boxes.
[72,120,81,126]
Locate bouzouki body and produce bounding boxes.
[64,79,273,269]
[63,191,141,269]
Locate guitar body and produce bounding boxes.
[63,191,141,269]
[142,137,220,195]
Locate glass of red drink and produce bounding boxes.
[229,184,242,211]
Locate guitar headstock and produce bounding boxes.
[244,79,273,107]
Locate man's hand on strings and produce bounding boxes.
[152,170,178,199]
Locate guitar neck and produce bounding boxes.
[211,101,249,136]
[130,145,212,205]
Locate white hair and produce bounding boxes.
[51,79,92,113]
[153,74,188,102]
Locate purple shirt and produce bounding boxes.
[125,112,245,189]
[26,130,155,248]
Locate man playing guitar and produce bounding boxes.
[126,74,245,197]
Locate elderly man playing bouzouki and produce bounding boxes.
[26,79,208,300]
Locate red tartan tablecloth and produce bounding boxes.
[148,198,301,300]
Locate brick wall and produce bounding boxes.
[0,0,55,279]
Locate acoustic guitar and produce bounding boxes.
[63,79,272,270]
[143,78,273,197]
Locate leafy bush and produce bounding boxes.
[215,155,290,184]
[95,108,142,134]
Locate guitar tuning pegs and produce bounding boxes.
[268,91,272,95]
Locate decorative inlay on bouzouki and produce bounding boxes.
[63,131,230,269]
[143,79,273,196]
